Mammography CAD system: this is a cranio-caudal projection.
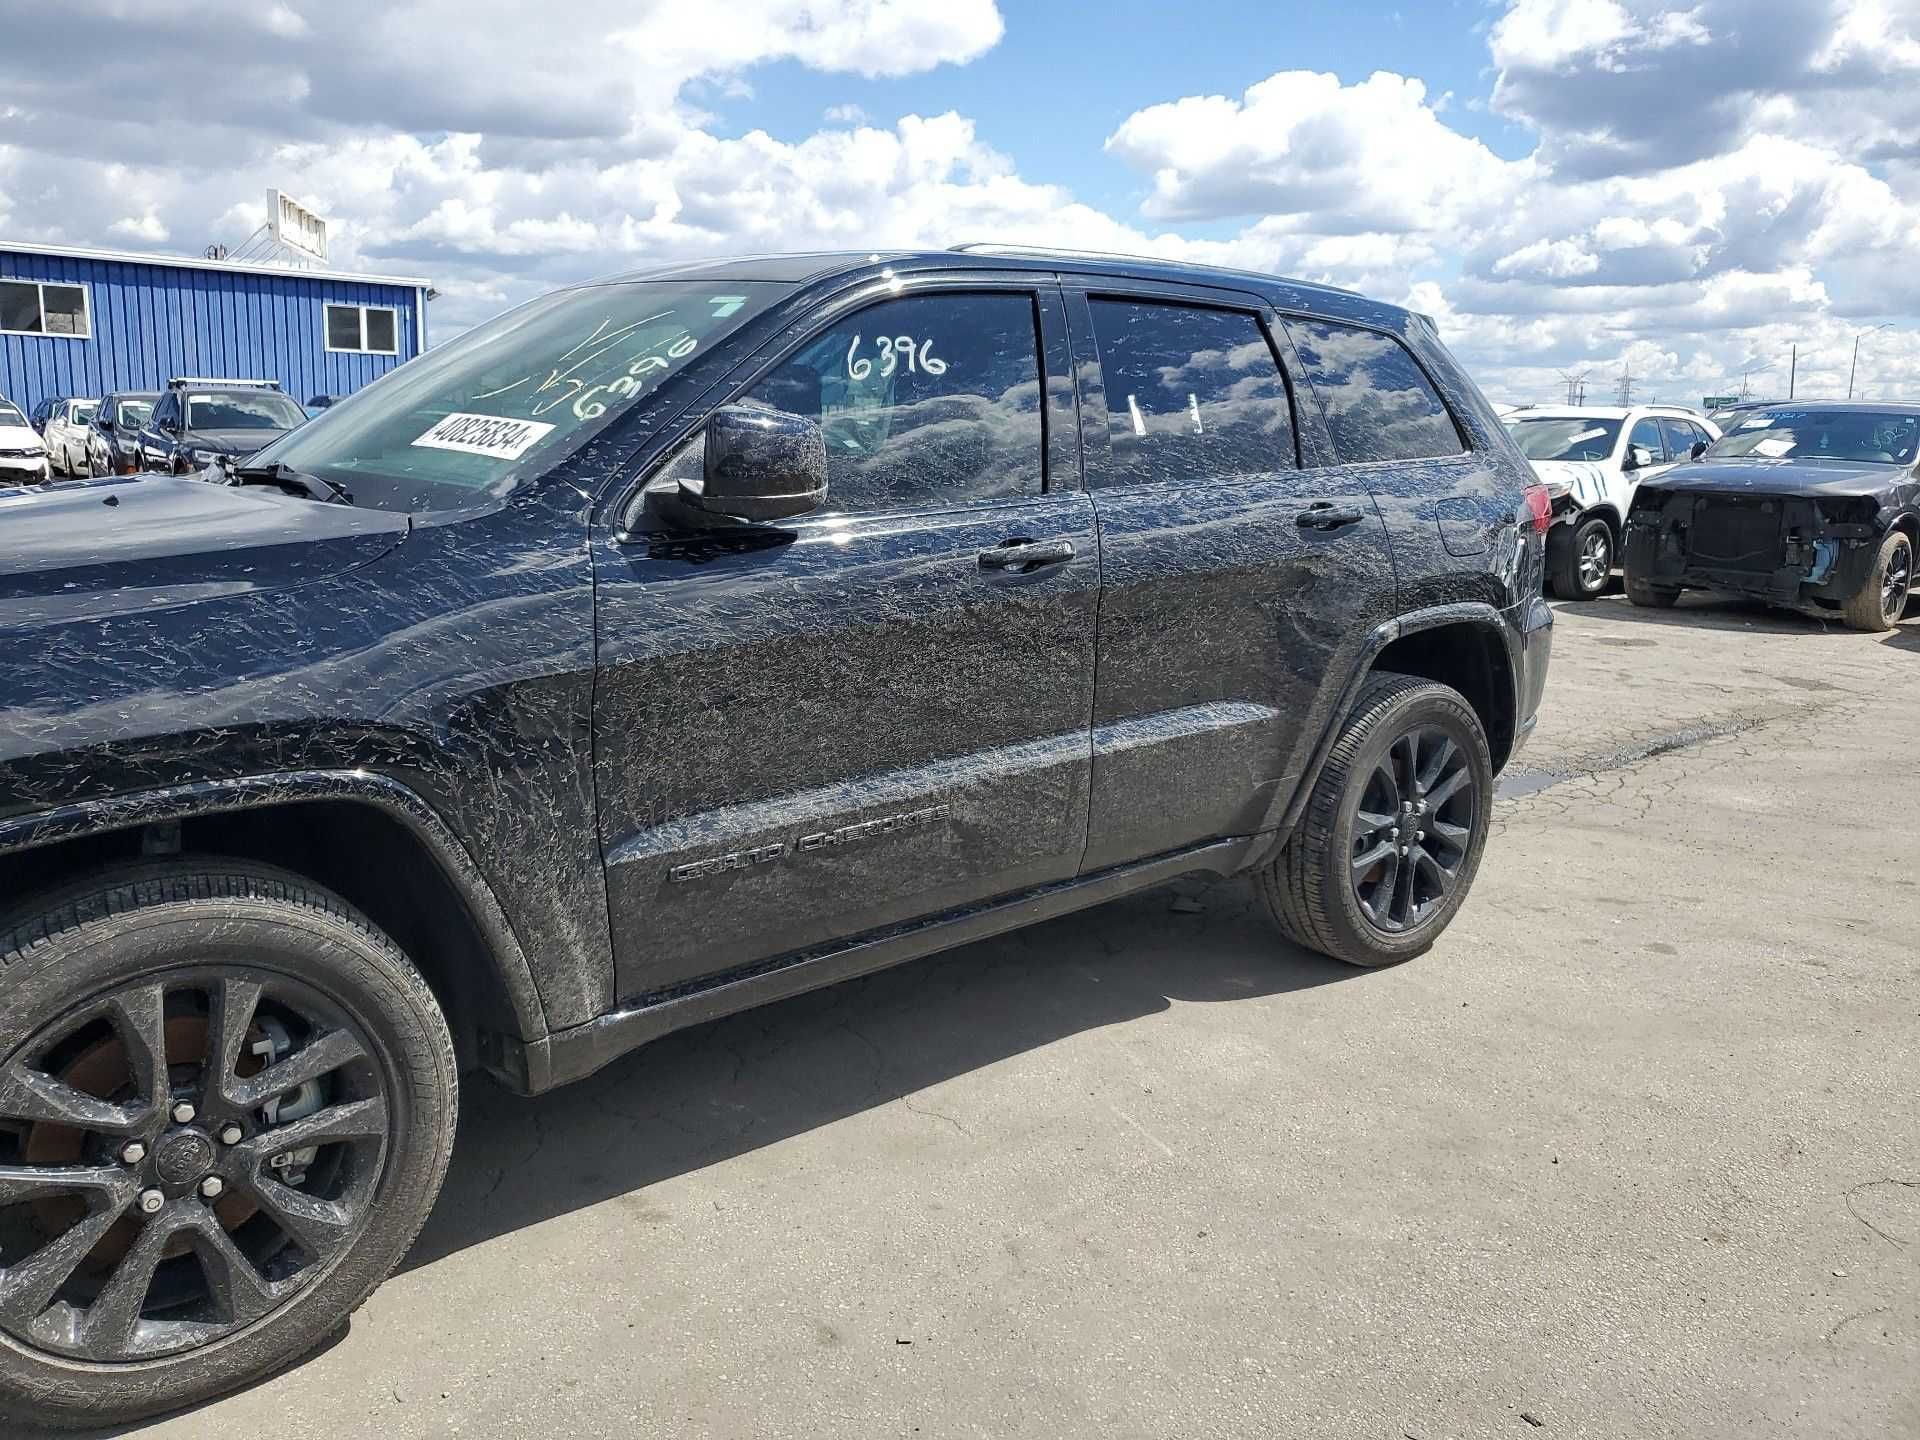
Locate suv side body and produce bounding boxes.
[0,250,1549,1091]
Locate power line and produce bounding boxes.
[1557,368,1591,406]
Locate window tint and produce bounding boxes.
[1287,320,1464,463]
[0,281,40,334]
[743,292,1042,514]
[365,307,398,354]
[1627,417,1666,462]
[1086,300,1295,486]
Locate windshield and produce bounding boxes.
[115,398,154,428]
[186,391,306,431]
[0,401,23,427]
[256,281,790,513]
[1505,416,1622,462]
[69,401,97,423]
[1703,409,1920,465]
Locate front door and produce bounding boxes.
[593,281,1098,1001]
[1066,286,1399,873]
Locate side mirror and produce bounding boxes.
[682,404,828,523]
[1691,440,1708,460]
[1623,445,1653,472]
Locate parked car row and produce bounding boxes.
[3,378,313,480]
[1506,399,1920,631]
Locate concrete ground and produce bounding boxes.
[130,590,1918,1439]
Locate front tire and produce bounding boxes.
[1625,573,1681,608]
[0,862,457,1430]
[1548,514,1614,600]
[1841,529,1912,632]
[1257,673,1493,967]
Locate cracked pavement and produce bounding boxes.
[132,589,1920,1440]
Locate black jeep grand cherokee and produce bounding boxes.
[0,248,1550,1427]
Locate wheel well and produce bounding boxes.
[0,801,523,1073]
[1371,622,1517,772]
[1582,505,1623,542]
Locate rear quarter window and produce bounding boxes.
[1286,319,1465,464]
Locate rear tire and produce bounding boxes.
[1841,529,1912,633]
[1625,573,1681,608]
[0,861,457,1431]
[1256,673,1493,968]
[1548,514,1614,600]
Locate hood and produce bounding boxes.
[180,427,292,456]
[1637,457,1906,500]
[0,423,44,455]
[0,475,408,624]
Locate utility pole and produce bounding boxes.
[1614,364,1635,407]
[1850,324,1893,399]
[1789,344,1796,399]
[1558,368,1590,406]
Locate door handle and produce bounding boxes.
[978,538,1076,571]
[1295,503,1368,531]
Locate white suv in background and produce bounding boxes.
[1504,404,1720,600]
[0,394,50,485]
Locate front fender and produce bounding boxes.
[0,768,548,1054]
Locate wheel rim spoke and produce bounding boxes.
[107,983,172,1116]
[1426,765,1470,812]
[182,1212,283,1326]
[237,1094,387,1167]
[0,1194,133,1328]
[0,1163,133,1206]
[205,976,263,1108]
[1350,839,1396,875]
[1415,737,1456,795]
[242,1174,359,1262]
[230,1028,367,1111]
[80,1214,175,1356]
[1349,722,1479,936]
[0,1061,145,1133]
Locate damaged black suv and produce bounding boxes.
[0,248,1551,1427]
[1624,401,1919,631]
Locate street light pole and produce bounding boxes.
[1849,324,1893,399]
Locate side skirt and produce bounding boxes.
[486,836,1255,1093]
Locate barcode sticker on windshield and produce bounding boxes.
[412,412,556,460]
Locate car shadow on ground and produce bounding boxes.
[1552,587,1920,639]
[398,878,1359,1274]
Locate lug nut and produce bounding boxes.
[218,1123,244,1145]
[199,1177,224,1200]
[1415,830,1426,841]
[170,1101,196,1125]
[138,1188,164,1214]
[120,1141,147,1165]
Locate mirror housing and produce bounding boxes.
[681,404,828,523]
[1623,445,1654,472]
[1690,440,1708,460]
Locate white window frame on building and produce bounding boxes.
[324,302,399,356]
[0,278,91,339]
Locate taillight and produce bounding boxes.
[1522,482,1552,533]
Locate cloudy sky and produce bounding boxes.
[2,0,1917,405]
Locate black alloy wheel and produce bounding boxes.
[0,863,456,1430]
[1881,536,1911,622]
[0,971,386,1363]
[1842,529,1914,632]
[1347,725,1476,934]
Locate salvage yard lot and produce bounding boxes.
[132,594,1918,1440]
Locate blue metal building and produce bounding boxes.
[0,240,430,418]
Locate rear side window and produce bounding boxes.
[1087,299,1296,487]
[1287,320,1464,464]
[744,291,1042,514]
[1660,417,1702,459]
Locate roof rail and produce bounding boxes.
[949,241,1173,263]
[167,377,282,390]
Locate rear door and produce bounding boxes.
[593,278,1098,1000]
[1066,284,1397,873]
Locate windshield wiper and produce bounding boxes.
[219,459,354,505]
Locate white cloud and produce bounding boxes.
[1,0,1918,405]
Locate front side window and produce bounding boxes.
[1660,417,1703,460]
[1088,299,1296,486]
[1505,416,1622,461]
[0,279,89,338]
[742,291,1042,514]
[185,390,307,431]
[1288,320,1464,464]
[1627,417,1667,463]
[260,281,790,513]
[326,303,399,355]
